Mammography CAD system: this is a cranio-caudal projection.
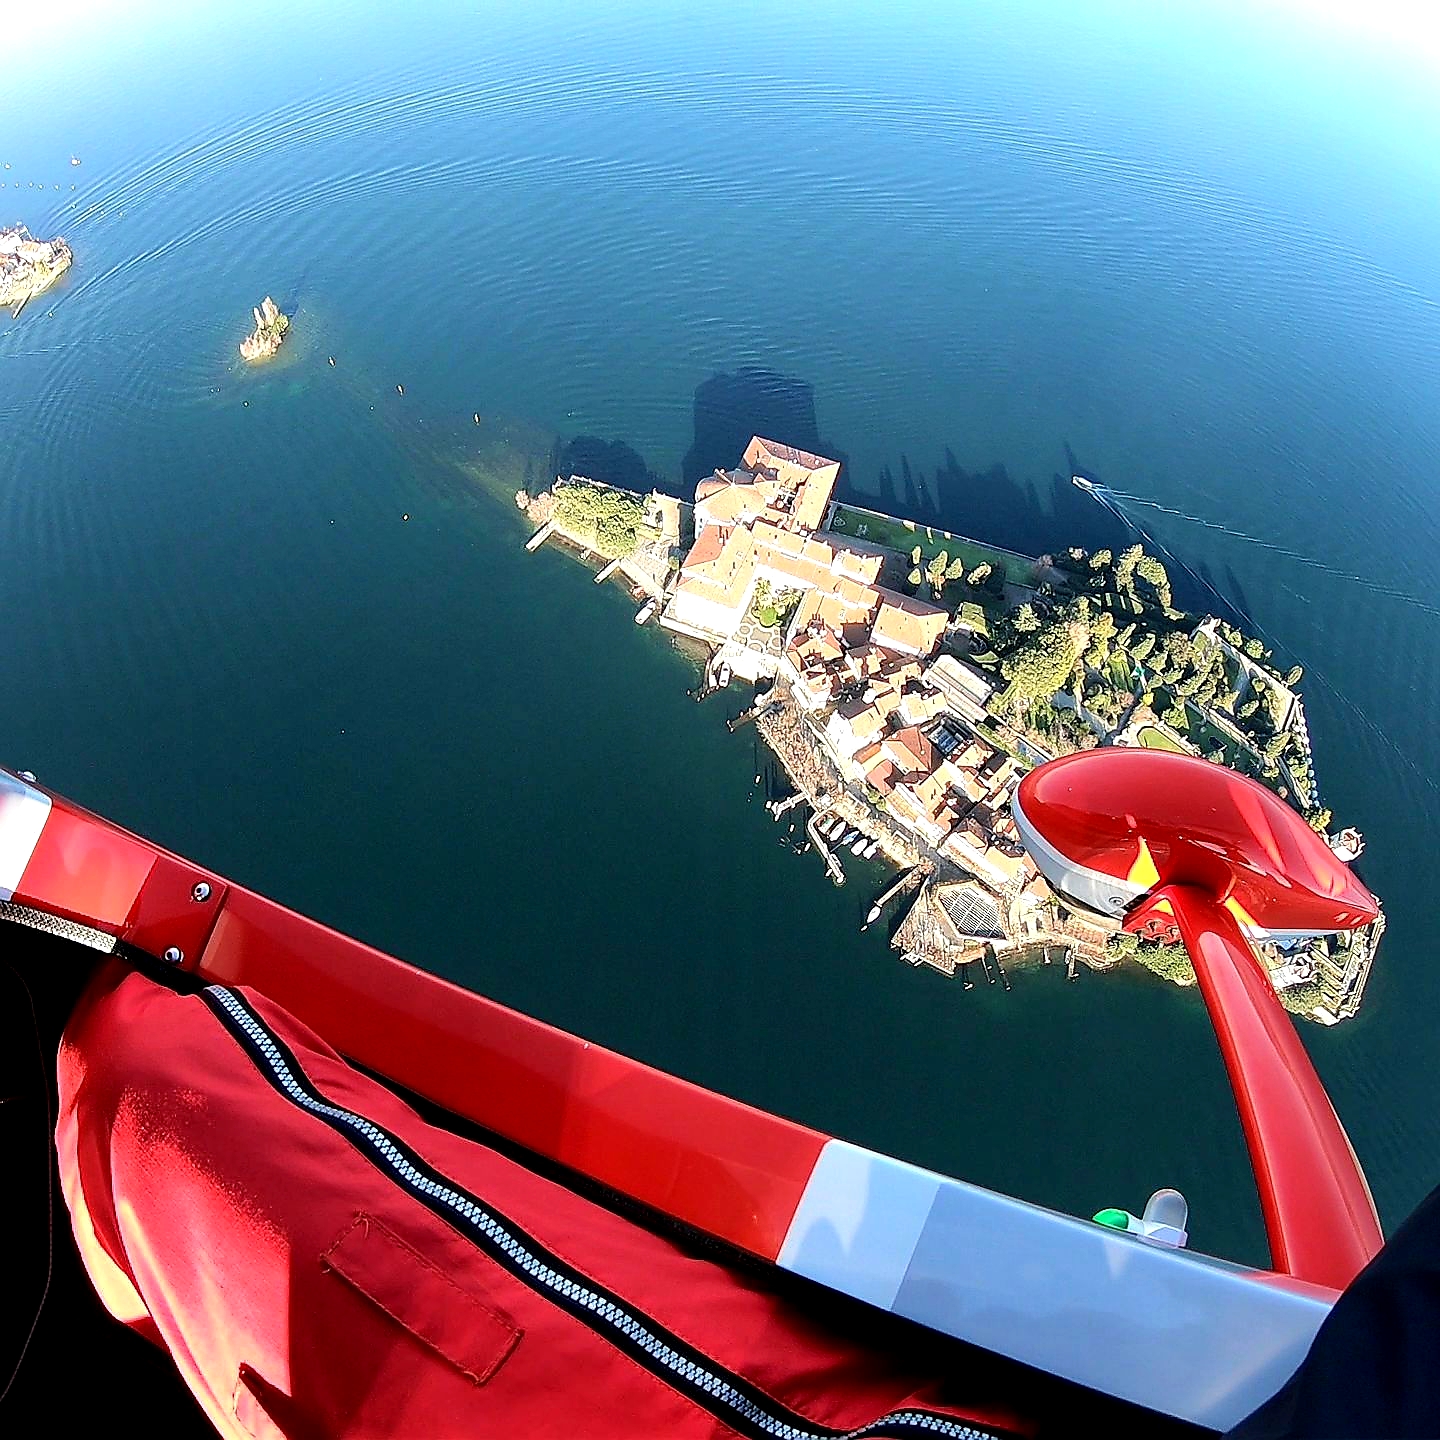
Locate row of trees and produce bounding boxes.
[1106,928,1322,1014]
[906,545,1007,603]
[1104,930,1196,985]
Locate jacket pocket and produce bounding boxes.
[320,1212,523,1385]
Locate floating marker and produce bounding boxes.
[473,413,480,424]
[402,514,410,522]
[328,356,335,366]
[396,384,404,395]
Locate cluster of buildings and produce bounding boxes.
[0,226,71,309]
[661,437,1052,941]
[665,436,947,662]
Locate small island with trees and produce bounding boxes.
[239,296,291,361]
[0,226,72,315]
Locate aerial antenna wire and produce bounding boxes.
[0,963,55,1411]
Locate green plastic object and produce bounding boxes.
[1092,1207,1131,1229]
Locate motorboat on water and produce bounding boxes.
[0,751,1398,1433]
[1071,474,1096,492]
[850,835,868,855]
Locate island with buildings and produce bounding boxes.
[239,296,290,361]
[0,226,72,314]
[519,437,1381,1025]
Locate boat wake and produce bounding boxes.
[1076,480,1440,804]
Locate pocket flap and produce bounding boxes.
[321,1213,521,1384]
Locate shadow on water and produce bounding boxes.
[844,437,1258,619]
[846,445,1127,556]
[682,367,848,492]
[552,435,662,492]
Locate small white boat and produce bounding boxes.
[850,837,868,856]
[634,599,657,625]
[841,828,859,846]
[1071,474,1096,492]
[864,838,881,859]
[716,660,733,688]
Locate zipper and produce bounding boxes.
[202,985,1001,1440]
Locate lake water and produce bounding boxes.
[4,0,1440,1268]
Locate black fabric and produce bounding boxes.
[1229,1184,1440,1439]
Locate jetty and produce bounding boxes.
[594,557,621,584]
[525,520,556,552]
[1,226,71,313]
[727,694,781,733]
[806,813,846,886]
[766,792,807,819]
[861,866,924,930]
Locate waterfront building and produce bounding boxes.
[664,437,947,670]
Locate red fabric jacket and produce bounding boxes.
[57,965,1024,1439]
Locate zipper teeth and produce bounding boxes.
[204,985,997,1440]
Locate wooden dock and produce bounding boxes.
[525,520,556,552]
[862,865,923,930]
[594,557,621,584]
[806,814,846,887]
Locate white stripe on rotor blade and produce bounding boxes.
[0,773,50,902]
[777,1140,1334,1432]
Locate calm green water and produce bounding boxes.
[5,0,1440,1268]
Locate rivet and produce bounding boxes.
[192,882,212,902]
[162,946,184,964]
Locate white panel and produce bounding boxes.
[780,1140,1334,1431]
[0,772,50,901]
[777,1138,938,1310]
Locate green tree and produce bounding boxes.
[957,601,990,637]
[1114,544,1143,600]
[1133,553,1173,610]
[1089,549,1113,572]
[926,551,949,599]
[1285,664,1304,686]
[1133,940,1196,986]
[908,567,923,588]
[1308,807,1333,832]
[552,481,652,560]
[966,562,991,589]
[1001,620,1084,704]
[1243,636,1266,660]
[1130,633,1156,663]
[911,545,922,568]
[1013,602,1042,635]
[1278,980,1324,1017]
[945,553,968,582]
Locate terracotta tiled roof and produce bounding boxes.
[681,525,728,571]
[885,724,937,775]
[871,588,948,658]
[745,436,839,473]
